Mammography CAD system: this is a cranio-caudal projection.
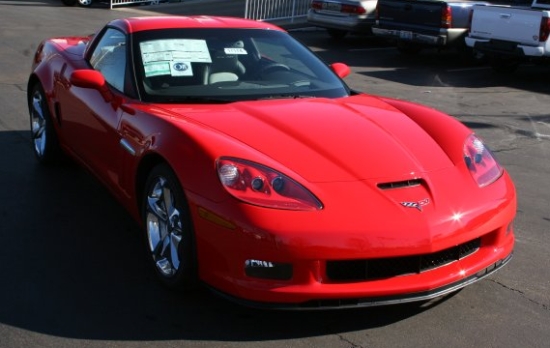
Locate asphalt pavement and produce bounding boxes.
[0,1,548,348]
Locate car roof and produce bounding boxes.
[108,16,285,34]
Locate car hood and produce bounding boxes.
[157,95,455,183]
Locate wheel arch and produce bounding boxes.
[135,152,170,215]
[27,74,41,104]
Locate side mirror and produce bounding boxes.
[330,63,351,79]
[70,69,113,102]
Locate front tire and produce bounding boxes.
[28,83,63,164]
[142,163,198,290]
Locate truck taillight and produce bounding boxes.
[540,17,550,42]
[441,5,452,29]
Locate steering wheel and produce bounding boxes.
[260,63,290,75]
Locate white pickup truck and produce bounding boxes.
[465,0,550,72]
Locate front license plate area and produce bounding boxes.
[400,31,413,40]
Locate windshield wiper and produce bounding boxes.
[256,94,315,100]
[165,96,234,104]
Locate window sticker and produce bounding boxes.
[140,39,211,77]
[144,62,171,77]
[224,47,248,55]
[170,61,193,76]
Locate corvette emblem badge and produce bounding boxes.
[400,198,430,211]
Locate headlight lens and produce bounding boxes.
[463,134,503,187]
[217,157,323,211]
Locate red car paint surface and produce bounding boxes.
[28,16,515,309]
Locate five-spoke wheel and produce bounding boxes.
[29,83,62,164]
[143,164,197,289]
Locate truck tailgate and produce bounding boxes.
[377,0,447,29]
[470,5,544,46]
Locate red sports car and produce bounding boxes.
[28,16,516,309]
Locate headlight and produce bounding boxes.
[217,157,323,211]
[463,134,503,187]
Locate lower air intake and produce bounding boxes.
[326,238,481,281]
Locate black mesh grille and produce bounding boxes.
[377,179,423,190]
[326,238,481,281]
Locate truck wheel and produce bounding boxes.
[396,41,422,55]
[61,0,77,5]
[77,0,93,6]
[490,57,519,73]
[327,29,348,40]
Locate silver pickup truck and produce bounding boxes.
[372,0,489,55]
[465,0,550,72]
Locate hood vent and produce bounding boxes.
[378,179,423,190]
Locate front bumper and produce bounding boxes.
[188,168,516,308]
[207,252,513,310]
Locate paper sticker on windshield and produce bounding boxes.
[170,61,193,76]
[144,62,171,77]
[140,39,212,64]
[224,47,247,55]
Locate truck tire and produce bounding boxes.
[396,41,422,55]
[77,0,93,6]
[490,57,520,73]
[327,29,348,40]
[61,0,77,5]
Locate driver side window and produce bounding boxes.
[89,28,127,92]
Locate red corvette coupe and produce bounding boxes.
[28,16,516,309]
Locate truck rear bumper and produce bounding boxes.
[465,38,546,57]
[372,27,465,47]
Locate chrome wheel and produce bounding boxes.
[28,83,62,164]
[78,0,93,6]
[30,88,47,159]
[146,176,183,277]
[143,164,197,288]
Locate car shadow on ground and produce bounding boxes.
[0,129,460,341]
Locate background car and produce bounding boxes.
[28,16,515,309]
[307,0,378,39]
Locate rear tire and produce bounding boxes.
[396,41,422,55]
[142,163,198,290]
[490,57,520,73]
[77,0,93,6]
[327,29,348,40]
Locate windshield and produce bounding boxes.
[132,28,350,103]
